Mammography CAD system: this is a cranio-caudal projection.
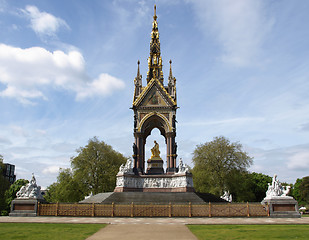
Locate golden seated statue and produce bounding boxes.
[150,140,161,159]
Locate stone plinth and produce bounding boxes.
[146,156,164,175]
[9,199,43,217]
[114,172,194,192]
[261,196,301,218]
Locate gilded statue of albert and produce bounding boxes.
[151,140,160,158]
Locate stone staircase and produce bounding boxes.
[80,192,226,204]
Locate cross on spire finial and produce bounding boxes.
[154,5,157,20]
[137,60,140,76]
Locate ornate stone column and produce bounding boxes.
[166,137,170,169]
[134,133,145,174]
[166,132,176,174]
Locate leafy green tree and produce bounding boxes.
[71,137,127,194]
[3,179,28,214]
[292,176,309,206]
[224,170,255,202]
[247,172,272,202]
[299,176,309,204]
[0,155,10,215]
[225,172,273,202]
[192,136,253,197]
[292,178,305,206]
[0,176,9,215]
[46,137,127,202]
[44,168,84,203]
[292,179,301,199]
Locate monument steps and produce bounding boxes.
[80,192,226,204]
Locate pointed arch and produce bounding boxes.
[138,112,172,140]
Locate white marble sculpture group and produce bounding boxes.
[265,174,291,199]
[220,174,291,203]
[16,173,44,200]
[117,158,134,175]
[221,190,232,202]
[116,158,192,189]
[116,175,193,189]
[176,158,190,174]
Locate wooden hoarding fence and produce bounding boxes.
[38,202,268,217]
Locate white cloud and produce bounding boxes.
[0,0,7,13]
[190,0,274,66]
[299,122,309,132]
[0,136,12,145]
[247,144,309,183]
[287,150,309,171]
[76,73,125,100]
[42,165,60,174]
[22,5,69,37]
[10,125,28,137]
[181,117,265,127]
[1,86,47,104]
[0,44,125,104]
[35,129,47,136]
[136,0,150,17]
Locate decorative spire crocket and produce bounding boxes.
[133,60,142,99]
[168,60,176,100]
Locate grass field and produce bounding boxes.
[188,224,309,240]
[0,223,105,240]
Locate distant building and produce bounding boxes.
[2,163,16,184]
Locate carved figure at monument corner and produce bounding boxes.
[221,190,232,203]
[265,174,291,199]
[117,158,134,175]
[177,158,190,174]
[16,173,44,200]
[261,174,300,218]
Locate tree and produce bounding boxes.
[0,175,9,215]
[299,176,309,204]
[292,178,303,204]
[292,176,309,206]
[223,171,273,202]
[247,172,272,202]
[44,169,84,203]
[71,137,127,195]
[46,137,127,202]
[3,179,28,214]
[0,155,10,215]
[223,169,253,202]
[192,136,253,197]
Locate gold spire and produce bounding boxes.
[147,5,163,83]
[154,5,157,20]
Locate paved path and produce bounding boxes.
[86,224,197,240]
[1,216,309,225]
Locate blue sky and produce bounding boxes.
[0,0,308,188]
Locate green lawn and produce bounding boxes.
[188,224,309,240]
[0,223,106,240]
